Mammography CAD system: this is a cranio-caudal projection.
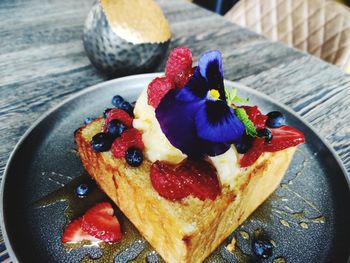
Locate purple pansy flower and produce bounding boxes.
[155,50,245,157]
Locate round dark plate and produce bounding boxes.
[1,73,349,263]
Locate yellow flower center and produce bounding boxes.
[209,89,220,100]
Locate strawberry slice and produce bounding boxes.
[240,126,305,167]
[104,108,133,130]
[264,126,305,152]
[62,218,100,244]
[241,105,267,129]
[240,138,265,168]
[82,202,123,243]
[165,47,193,88]
[150,159,221,201]
[147,77,175,108]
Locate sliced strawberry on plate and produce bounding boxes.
[82,202,123,243]
[150,159,221,201]
[264,125,305,152]
[147,77,175,108]
[240,138,265,168]
[165,47,193,88]
[62,218,100,244]
[104,108,133,130]
[111,128,144,158]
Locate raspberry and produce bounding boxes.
[165,47,193,88]
[147,77,175,108]
[173,66,195,88]
[111,128,144,158]
[104,108,133,131]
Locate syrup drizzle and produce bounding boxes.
[34,149,325,262]
[34,173,156,262]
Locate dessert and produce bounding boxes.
[72,47,305,262]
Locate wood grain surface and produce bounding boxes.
[0,0,349,260]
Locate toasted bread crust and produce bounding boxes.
[75,118,296,263]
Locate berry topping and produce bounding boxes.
[103,108,112,118]
[106,120,127,138]
[82,202,123,243]
[253,239,273,259]
[240,138,265,168]
[257,128,273,143]
[263,126,305,152]
[91,132,113,152]
[266,111,285,128]
[104,108,133,129]
[150,159,221,201]
[111,128,144,159]
[235,134,254,154]
[147,77,175,108]
[241,106,268,129]
[112,95,124,108]
[62,218,100,244]
[61,218,101,244]
[119,101,133,115]
[76,183,89,197]
[165,47,193,88]
[125,147,143,167]
[84,117,94,125]
[240,126,305,167]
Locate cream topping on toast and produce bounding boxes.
[133,87,241,189]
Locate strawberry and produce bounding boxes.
[104,108,133,130]
[150,159,221,201]
[165,47,193,88]
[147,77,175,108]
[111,128,144,158]
[241,105,267,129]
[240,126,305,167]
[82,202,123,243]
[61,218,100,244]
[264,126,305,152]
[240,138,265,168]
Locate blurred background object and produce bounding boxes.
[224,0,350,71]
[83,0,171,77]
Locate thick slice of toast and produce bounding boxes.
[75,118,296,263]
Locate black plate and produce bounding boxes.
[1,73,349,263]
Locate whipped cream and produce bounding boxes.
[133,88,187,164]
[133,87,241,189]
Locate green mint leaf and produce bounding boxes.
[225,88,250,105]
[235,108,257,137]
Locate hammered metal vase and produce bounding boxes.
[83,0,172,77]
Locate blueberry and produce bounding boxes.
[236,135,254,154]
[257,128,273,143]
[107,119,127,138]
[119,101,133,115]
[84,117,94,125]
[112,95,124,108]
[103,108,112,118]
[125,147,143,167]
[91,132,113,152]
[266,111,285,128]
[76,183,89,197]
[252,239,273,259]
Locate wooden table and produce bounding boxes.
[1,0,349,261]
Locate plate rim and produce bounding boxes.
[1,72,349,262]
